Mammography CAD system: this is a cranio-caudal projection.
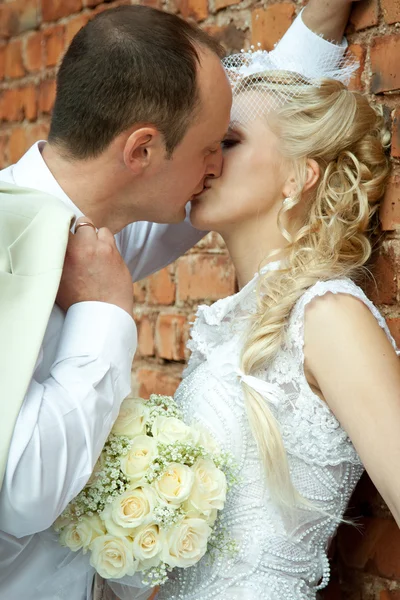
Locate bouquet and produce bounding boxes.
[54,395,236,587]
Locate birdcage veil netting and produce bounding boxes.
[222,45,359,119]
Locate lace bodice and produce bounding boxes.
[157,269,396,600]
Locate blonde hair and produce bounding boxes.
[239,73,390,508]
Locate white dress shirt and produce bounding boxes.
[0,13,348,600]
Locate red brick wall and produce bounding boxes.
[1,0,400,597]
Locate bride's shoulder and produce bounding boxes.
[291,278,376,320]
[290,277,395,350]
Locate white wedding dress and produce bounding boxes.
[156,263,396,600]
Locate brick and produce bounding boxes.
[0,44,6,81]
[0,133,9,169]
[65,13,90,46]
[194,231,227,251]
[38,78,56,114]
[18,0,40,34]
[215,0,240,12]
[24,31,44,73]
[85,0,105,7]
[42,0,83,22]
[44,25,65,67]
[373,521,400,578]
[204,24,246,54]
[349,0,379,31]
[0,86,36,122]
[147,267,176,305]
[133,281,147,303]
[5,39,24,79]
[0,89,22,122]
[370,35,400,94]
[338,517,393,571]
[382,0,400,24]
[25,121,50,145]
[9,127,27,164]
[252,3,296,51]
[321,579,342,600]
[140,0,162,8]
[380,592,400,600]
[380,175,400,231]
[135,367,182,398]
[348,44,366,91]
[366,247,397,305]
[178,0,208,22]
[0,0,40,38]
[0,4,19,39]
[387,318,400,347]
[136,315,155,357]
[155,313,187,361]
[391,110,400,158]
[176,254,236,303]
[21,84,38,121]
[91,0,131,16]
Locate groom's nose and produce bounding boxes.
[205,145,223,179]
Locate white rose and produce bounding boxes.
[188,459,227,514]
[181,500,218,527]
[120,435,158,482]
[197,427,222,455]
[132,523,164,569]
[161,518,211,568]
[154,463,194,506]
[112,398,149,438]
[101,503,137,538]
[151,417,199,445]
[109,484,157,530]
[90,535,138,579]
[59,515,106,553]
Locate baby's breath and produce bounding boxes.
[205,521,239,565]
[145,394,183,431]
[145,442,208,483]
[141,562,171,586]
[59,434,132,522]
[153,505,185,529]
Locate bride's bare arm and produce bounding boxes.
[302,0,359,43]
[303,293,400,527]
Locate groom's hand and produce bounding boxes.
[56,216,134,317]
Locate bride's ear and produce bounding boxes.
[304,159,320,192]
[282,159,320,199]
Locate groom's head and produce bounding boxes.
[48,6,232,224]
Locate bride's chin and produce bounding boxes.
[189,202,209,230]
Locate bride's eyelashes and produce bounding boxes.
[221,138,239,150]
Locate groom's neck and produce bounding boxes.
[41,142,137,234]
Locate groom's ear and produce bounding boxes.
[123,126,165,174]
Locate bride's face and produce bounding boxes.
[190,96,293,233]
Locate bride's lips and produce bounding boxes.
[193,182,213,200]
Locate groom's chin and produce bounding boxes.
[154,207,188,225]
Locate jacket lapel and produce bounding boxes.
[0,183,74,488]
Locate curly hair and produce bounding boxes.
[238,73,390,507]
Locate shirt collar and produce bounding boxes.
[12,141,84,222]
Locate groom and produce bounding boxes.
[0,1,359,598]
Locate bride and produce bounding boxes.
[153,56,400,598]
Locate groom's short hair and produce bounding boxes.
[48,6,223,159]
